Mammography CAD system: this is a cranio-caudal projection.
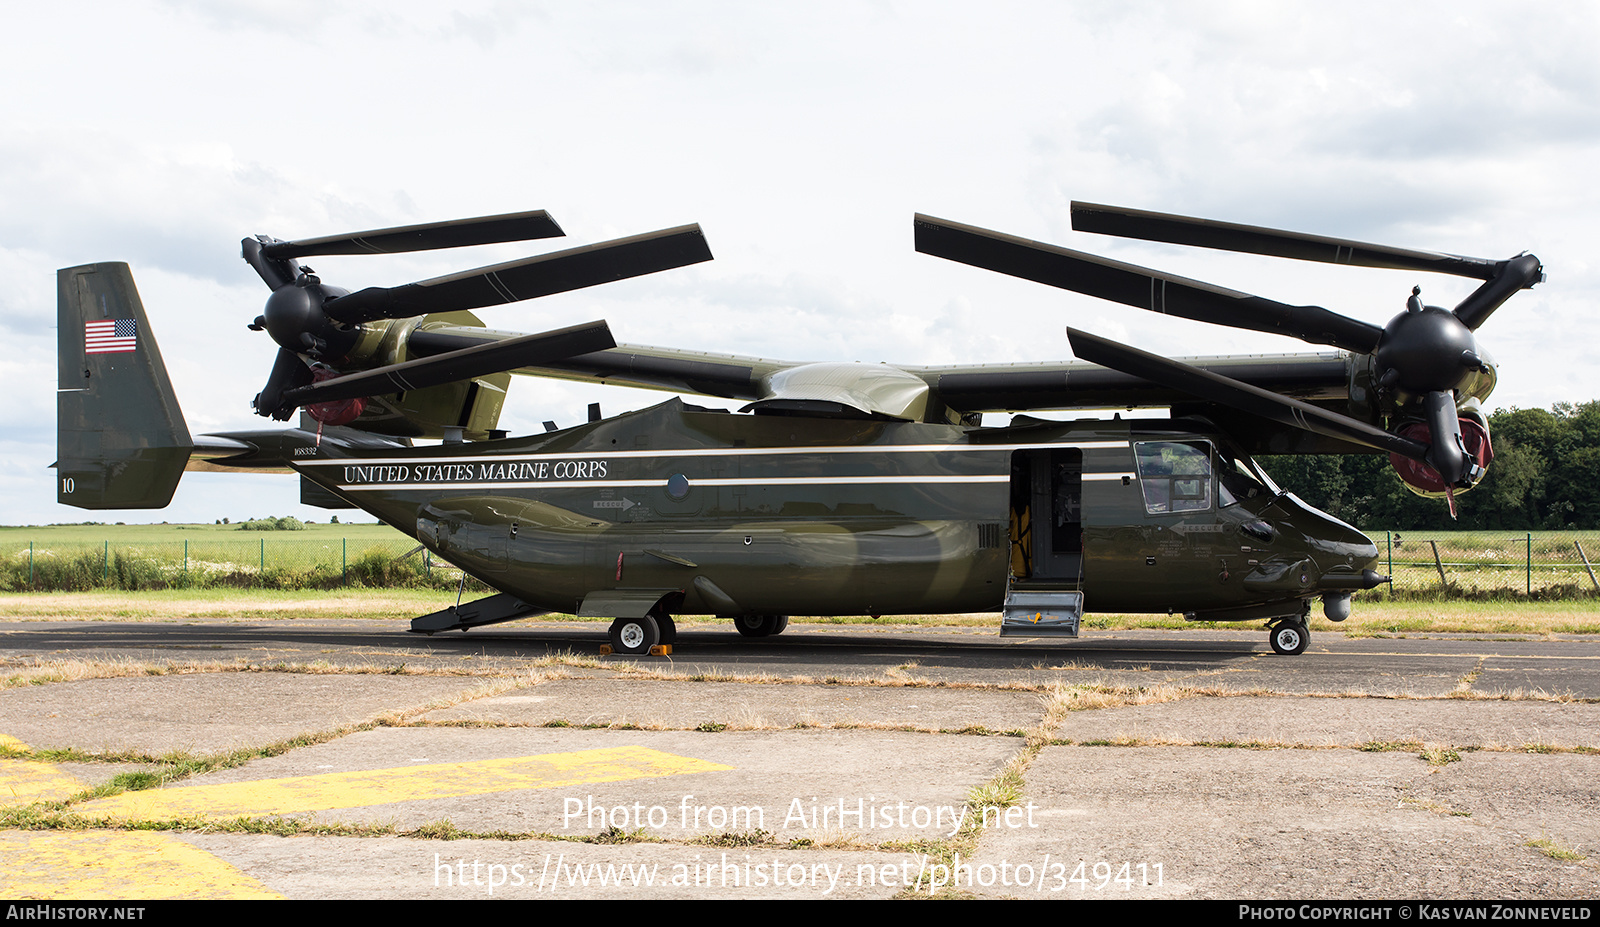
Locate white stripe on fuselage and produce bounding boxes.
[306,440,1136,492]
[336,474,1023,492]
[297,440,1131,470]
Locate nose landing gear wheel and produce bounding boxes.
[609,615,661,655]
[1269,620,1309,656]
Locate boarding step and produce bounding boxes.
[1000,582,1083,637]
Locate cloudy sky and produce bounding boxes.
[5,1,1597,525]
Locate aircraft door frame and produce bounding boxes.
[1009,448,1083,583]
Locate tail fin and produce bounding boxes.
[56,263,193,509]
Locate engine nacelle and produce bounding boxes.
[1388,413,1493,498]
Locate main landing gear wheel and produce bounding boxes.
[733,614,789,637]
[654,613,677,645]
[609,615,661,655]
[1269,620,1309,656]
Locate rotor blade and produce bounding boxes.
[1064,327,1429,461]
[1452,253,1544,331]
[280,321,616,408]
[916,215,1383,353]
[321,224,713,325]
[260,210,565,260]
[252,346,314,421]
[1070,202,1502,281]
[1421,389,1469,485]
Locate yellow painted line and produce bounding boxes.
[80,746,733,819]
[0,831,281,900]
[0,735,279,899]
[0,734,88,805]
[1,759,86,805]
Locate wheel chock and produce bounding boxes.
[598,644,672,656]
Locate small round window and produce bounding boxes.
[666,473,690,500]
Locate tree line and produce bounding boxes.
[1257,401,1599,531]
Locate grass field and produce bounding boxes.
[3,523,1600,600]
[0,522,449,592]
[1365,529,1600,599]
[0,521,403,543]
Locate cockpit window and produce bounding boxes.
[1133,441,1212,515]
[1216,456,1271,508]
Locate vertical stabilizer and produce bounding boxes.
[57,263,193,508]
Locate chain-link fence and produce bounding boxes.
[1,536,469,592]
[1363,531,1600,600]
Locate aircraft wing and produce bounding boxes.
[408,323,1354,417]
[904,351,1352,413]
[408,326,787,400]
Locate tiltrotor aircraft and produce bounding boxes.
[55,202,1542,656]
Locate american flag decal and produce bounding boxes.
[85,319,137,354]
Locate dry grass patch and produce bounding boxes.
[1400,795,1473,818]
[1068,735,1310,749]
[611,663,1042,692]
[885,661,931,684]
[1327,601,1600,636]
[689,830,778,848]
[0,589,462,621]
[1525,837,1587,861]
[1437,687,1594,704]
[398,714,1023,736]
[1044,682,1222,713]
[369,677,527,724]
[1455,657,1486,692]
[0,657,232,688]
[0,654,597,690]
[1421,745,1465,766]
[523,650,606,670]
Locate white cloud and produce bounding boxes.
[3,0,1595,524]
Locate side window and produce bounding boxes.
[1134,441,1213,515]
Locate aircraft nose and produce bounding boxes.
[1323,519,1380,567]
[1275,493,1380,570]
[1311,516,1388,592]
[1345,524,1380,562]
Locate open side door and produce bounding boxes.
[1003,448,1084,636]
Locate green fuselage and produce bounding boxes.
[295,399,1379,619]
